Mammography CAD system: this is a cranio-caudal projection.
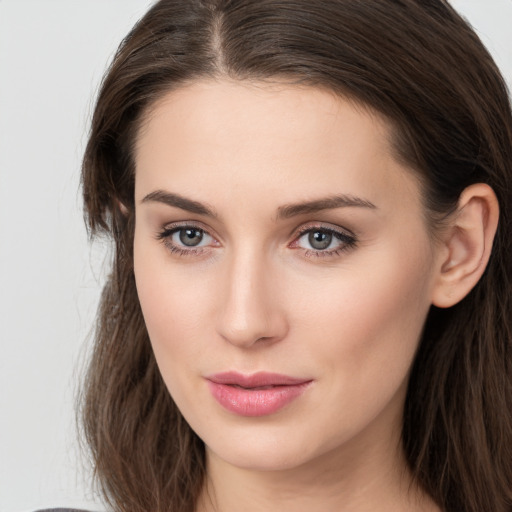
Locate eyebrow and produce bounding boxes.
[141,190,377,220]
[141,190,218,218]
[276,195,377,219]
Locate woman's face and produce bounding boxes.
[133,80,443,472]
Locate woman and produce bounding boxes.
[79,0,512,511]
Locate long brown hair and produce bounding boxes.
[80,1,512,511]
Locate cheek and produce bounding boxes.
[295,239,434,410]
[133,232,212,381]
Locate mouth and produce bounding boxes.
[205,372,313,417]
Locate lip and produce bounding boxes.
[205,372,313,417]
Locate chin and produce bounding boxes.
[198,419,335,473]
[208,441,316,472]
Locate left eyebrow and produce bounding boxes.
[276,194,377,220]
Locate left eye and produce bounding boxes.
[295,228,352,252]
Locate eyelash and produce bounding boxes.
[155,223,358,260]
[155,223,214,257]
[292,225,357,258]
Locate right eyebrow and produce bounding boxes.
[141,190,218,218]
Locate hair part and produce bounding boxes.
[80,1,512,511]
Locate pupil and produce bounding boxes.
[309,230,332,250]
[179,228,203,247]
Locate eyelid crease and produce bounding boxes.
[291,221,356,239]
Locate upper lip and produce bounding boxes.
[206,371,312,388]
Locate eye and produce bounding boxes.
[305,230,335,250]
[156,224,217,255]
[291,225,357,257]
[175,227,208,247]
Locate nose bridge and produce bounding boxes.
[216,242,287,347]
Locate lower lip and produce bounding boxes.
[206,380,311,417]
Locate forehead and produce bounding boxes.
[134,79,421,215]
[136,79,389,159]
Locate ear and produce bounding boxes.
[117,200,129,216]
[431,183,499,308]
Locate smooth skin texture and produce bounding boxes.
[133,79,498,512]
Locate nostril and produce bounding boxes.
[215,261,289,347]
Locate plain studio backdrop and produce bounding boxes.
[0,1,511,511]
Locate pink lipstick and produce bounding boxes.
[206,372,312,417]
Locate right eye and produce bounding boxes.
[156,224,218,256]
[174,227,209,247]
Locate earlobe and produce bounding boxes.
[431,183,499,308]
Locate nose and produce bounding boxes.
[215,249,288,348]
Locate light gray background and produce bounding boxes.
[0,1,511,511]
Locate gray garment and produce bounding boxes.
[35,509,94,512]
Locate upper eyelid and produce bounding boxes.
[161,224,216,243]
[160,221,218,240]
[163,219,212,231]
[161,221,354,238]
[292,226,356,249]
[160,220,355,235]
[292,222,356,239]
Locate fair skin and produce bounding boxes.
[132,79,498,512]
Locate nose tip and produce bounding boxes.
[219,320,279,349]
[215,259,288,349]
